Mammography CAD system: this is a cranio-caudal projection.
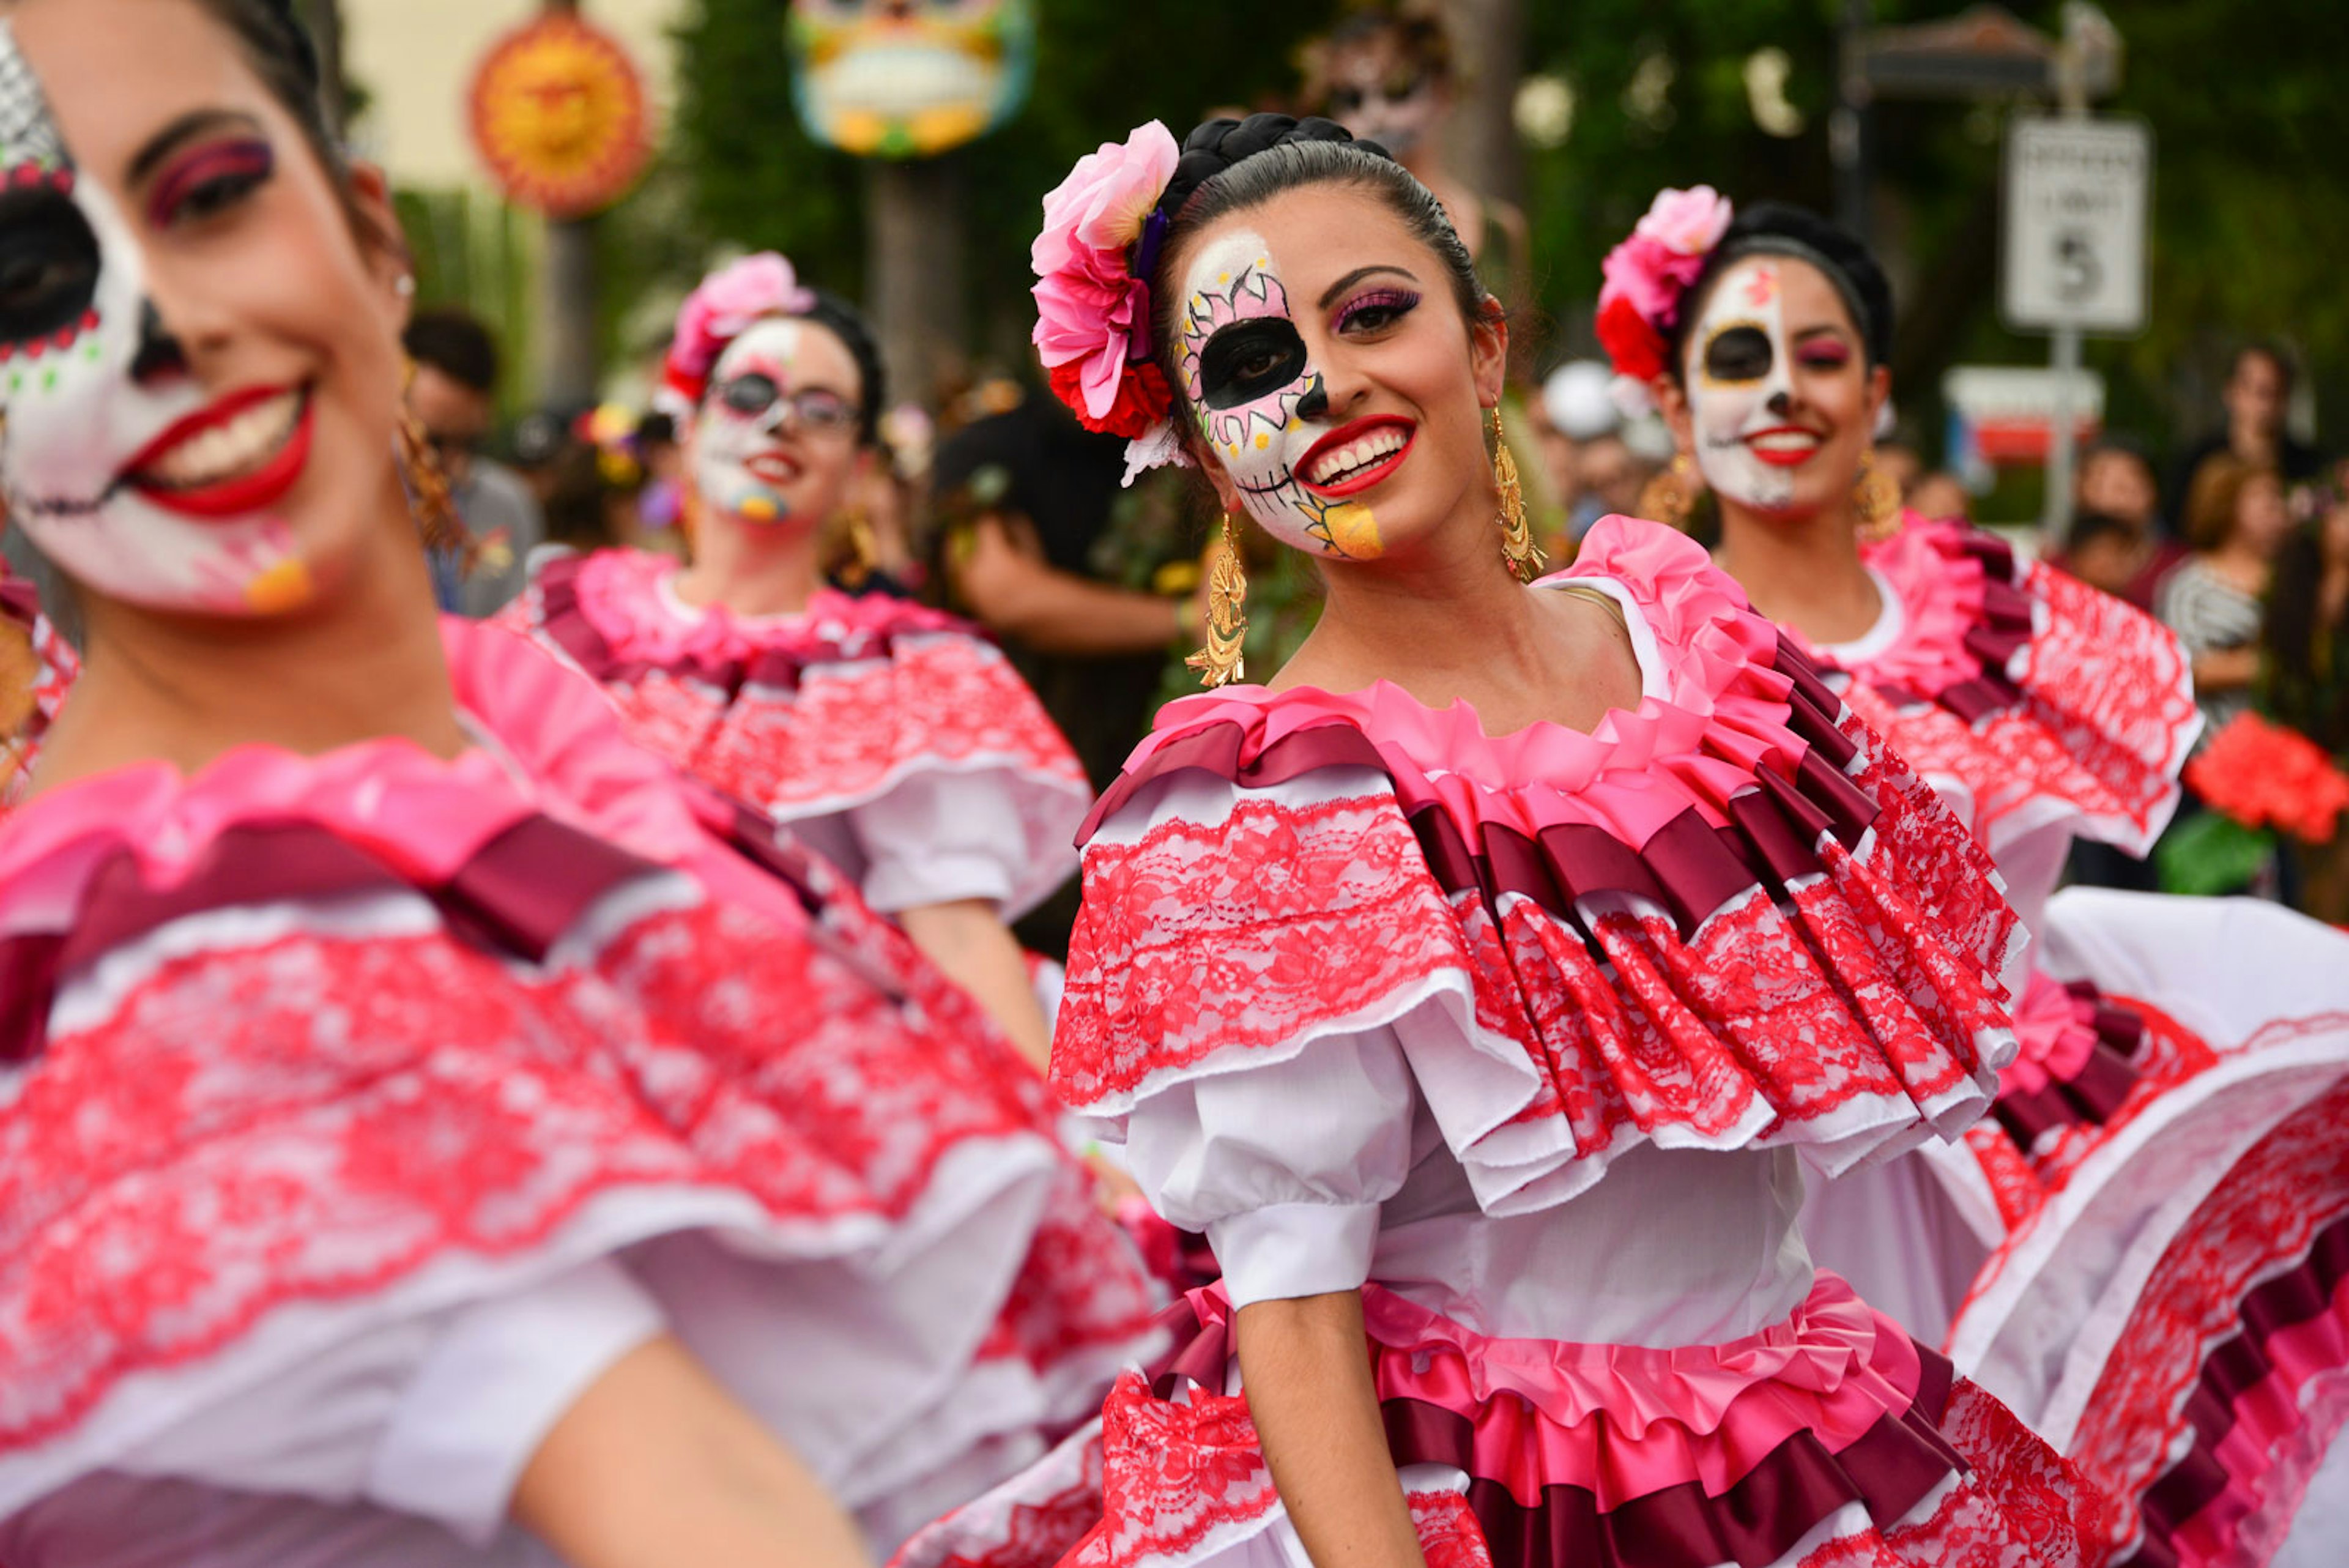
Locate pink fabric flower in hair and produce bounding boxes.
[1595,185,1734,405]
[1031,122,1180,453]
[664,253,819,407]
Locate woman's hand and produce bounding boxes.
[897,896,1056,1075]
[1234,1290,1430,1568]
[511,1335,872,1568]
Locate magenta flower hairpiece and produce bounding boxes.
[1595,186,1734,414]
[662,253,820,412]
[1030,121,1189,485]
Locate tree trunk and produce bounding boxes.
[1439,0,1524,206]
[538,216,602,407]
[865,156,968,413]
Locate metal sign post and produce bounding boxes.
[2002,108,2150,542]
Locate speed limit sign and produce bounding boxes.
[2002,116,2151,335]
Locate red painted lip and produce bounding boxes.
[123,388,312,522]
[1741,425,1825,468]
[124,385,313,519]
[744,451,800,485]
[1297,415,1417,499]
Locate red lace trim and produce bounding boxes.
[1056,784,2011,1176]
[2066,1074,2349,1561]
[0,894,1159,1453]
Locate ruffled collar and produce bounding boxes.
[1802,514,2035,710]
[555,548,967,671]
[0,618,714,927]
[1097,516,1827,849]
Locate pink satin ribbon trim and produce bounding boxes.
[1135,518,1819,848]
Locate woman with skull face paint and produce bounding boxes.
[1610,188,2349,1568]
[0,4,1162,1565]
[890,116,2102,1568]
[500,255,1088,1073]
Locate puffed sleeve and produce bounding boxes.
[1121,1026,1419,1308]
[109,1256,667,1547]
[846,769,1030,915]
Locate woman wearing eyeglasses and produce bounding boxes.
[504,256,1089,1072]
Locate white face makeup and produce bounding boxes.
[1179,230,1385,561]
[0,23,315,615]
[693,317,816,528]
[1683,256,1805,513]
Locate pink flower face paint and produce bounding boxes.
[0,22,314,615]
[1178,231,1384,561]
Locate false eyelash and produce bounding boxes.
[1337,287,1421,331]
[148,139,275,228]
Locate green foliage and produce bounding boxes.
[657,0,2349,453]
[667,0,1344,370]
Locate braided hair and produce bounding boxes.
[1140,113,1488,402]
[1664,201,1894,378]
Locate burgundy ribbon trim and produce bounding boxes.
[0,814,667,1066]
[2119,1211,2349,1568]
[1087,721,1880,946]
[1994,981,2148,1149]
[1138,1294,1967,1568]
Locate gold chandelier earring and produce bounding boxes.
[1854,447,1904,543]
[1185,511,1250,688]
[396,357,469,560]
[1491,406,1545,584]
[1638,451,1699,532]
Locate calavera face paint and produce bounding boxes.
[1684,256,1810,513]
[0,22,315,615]
[1179,231,1383,561]
[694,318,845,528]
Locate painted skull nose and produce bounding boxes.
[1296,373,1329,422]
[129,300,186,387]
[1764,388,1794,418]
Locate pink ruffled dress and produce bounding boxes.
[891,519,2100,1568]
[0,567,75,803]
[0,618,1162,1567]
[500,548,1091,927]
[1794,515,2349,1568]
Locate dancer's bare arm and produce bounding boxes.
[513,1335,872,1568]
[1235,1290,1428,1568]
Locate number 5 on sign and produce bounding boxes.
[2002,115,2151,336]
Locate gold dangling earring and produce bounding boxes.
[1491,405,1545,584]
[397,357,469,562]
[1854,447,1904,543]
[1638,451,1699,532]
[1185,511,1250,688]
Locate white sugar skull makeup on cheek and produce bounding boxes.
[1179,231,1383,561]
[694,317,807,527]
[0,23,314,615]
[1685,256,1802,513]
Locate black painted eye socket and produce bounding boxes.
[716,372,781,415]
[0,188,97,351]
[1701,324,1773,384]
[1198,319,1307,410]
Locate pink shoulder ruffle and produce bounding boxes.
[1823,515,2200,857]
[507,551,1090,885]
[1059,516,2022,1212]
[0,617,712,918]
[0,616,1162,1474]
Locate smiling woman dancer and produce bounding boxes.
[1604,187,2349,1568]
[501,258,1088,1070]
[0,2,1159,1564]
[896,114,2100,1568]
